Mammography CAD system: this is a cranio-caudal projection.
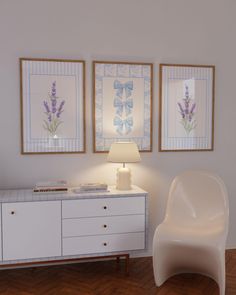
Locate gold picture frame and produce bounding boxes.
[20,58,86,154]
[159,63,215,152]
[93,61,153,153]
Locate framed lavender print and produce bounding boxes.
[20,58,85,154]
[93,61,153,152]
[159,64,215,151]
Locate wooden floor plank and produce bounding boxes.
[0,250,235,294]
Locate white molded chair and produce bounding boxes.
[153,170,229,295]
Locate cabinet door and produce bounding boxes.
[2,201,61,261]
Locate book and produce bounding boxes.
[35,180,67,188]
[33,187,68,193]
[33,180,68,193]
[72,188,109,194]
[79,183,108,191]
[72,183,108,194]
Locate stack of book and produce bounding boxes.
[73,183,108,193]
[33,180,68,193]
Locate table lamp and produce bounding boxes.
[107,142,141,190]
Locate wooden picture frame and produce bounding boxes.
[93,61,153,152]
[20,58,85,154]
[159,63,215,151]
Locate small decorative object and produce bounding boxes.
[93,61,153,152]
[159,64,215,151]
[107,141,141,190]
[20,58,85,154]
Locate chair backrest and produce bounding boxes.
[165,170,229,231]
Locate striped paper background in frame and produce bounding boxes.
[20,58,85,154]
[159,64,215,152]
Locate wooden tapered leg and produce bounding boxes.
[116,256,120,270]
[125,254,130,276]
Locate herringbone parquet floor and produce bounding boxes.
[0,250,235,295]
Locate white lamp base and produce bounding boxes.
[116,167,132,190]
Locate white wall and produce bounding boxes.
[0,0,236,253]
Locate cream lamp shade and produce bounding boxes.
[107,142,141,190]
[107,142,141,163]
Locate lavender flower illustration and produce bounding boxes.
[177,85,197,136]
[43,81,65,137]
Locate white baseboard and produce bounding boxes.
[130,246,236,258]
[226,245,236,250]
[130,250,152,258]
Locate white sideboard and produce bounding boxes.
[0,185,147,269]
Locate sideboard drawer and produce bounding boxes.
[63,214,145,237]
[63,232,145,256]
[62,196,145,218]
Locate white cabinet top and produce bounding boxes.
[0,185,147,203]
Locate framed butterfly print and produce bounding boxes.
[93,61,153,152]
